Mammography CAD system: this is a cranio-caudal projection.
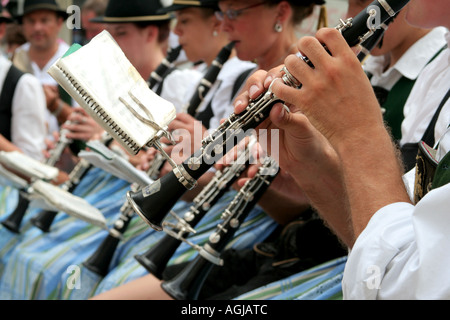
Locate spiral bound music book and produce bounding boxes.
[48,30,176,155]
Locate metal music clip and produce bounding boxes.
[119,91,178,168]
[119,90,168,134]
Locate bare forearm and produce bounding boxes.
[287,142,353,247]
[0,135,21,153]
[334,126,411,242]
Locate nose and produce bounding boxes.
[173,21,182,36]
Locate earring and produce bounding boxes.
[274,21,283,33]
[213,30,218,37]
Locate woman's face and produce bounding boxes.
[218,1,280,62]
[106,23,151,71]
[173,8,219,63]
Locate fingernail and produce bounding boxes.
[278,104,285,120]
[249,85,260,98]
[264,75,273,87]
[234,99,243,110]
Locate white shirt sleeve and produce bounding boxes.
[11,73,47,161]
[159,68,204,113]
[343,183,450,300]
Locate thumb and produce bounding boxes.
[270,102,317,143]
[270,103,296,130]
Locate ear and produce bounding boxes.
[276,1,293,24]
[145,25,158,43]
[211,14,223,31]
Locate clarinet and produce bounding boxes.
[149,45,183,90]
[30,133,114,232]
[135,142,253,279]
[82,182,140,276]
[145,42,236,180]
[126,0,410,232]
[1,127,75,233]
[185,42,235,116]
[161,157,279,300]
[357,16,394,63]
[82,153,161,276]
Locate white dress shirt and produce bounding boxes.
[14,40,71,138]
[363,27,448,91]
[0,56,46,160]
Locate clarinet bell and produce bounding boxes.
[30,210,59,233]
[126,170,189,231]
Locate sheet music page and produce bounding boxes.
[79,140,153,186]
[50,31,176,152]
[0,151,59,181]
[0,164,28,189]
[30,180,107,229]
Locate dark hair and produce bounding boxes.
[134,19,171,44]
[200,7,217,18]
[5,23,26,46]
[265,0,321,25]
[82,0,109,16]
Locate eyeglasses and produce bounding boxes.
[215,2,267,21]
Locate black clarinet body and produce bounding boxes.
[82,196,136,276]
[185,42,235,116]
[161,157,279,300]
[127,0,411,232]
[357,16,394,62]
[145,42,236,180]
[135,145,253,279]
[1,189,30,233]
[82,153,159,276]
[149,45,183,90]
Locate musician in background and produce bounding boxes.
[0,5,47,161]
[146,0,256,202]
[11,0,74,132]
[73,0,108,45]
[2,23,26,60]
[351,0,448,171]
[233,0,450,299]
[56,0,110,144]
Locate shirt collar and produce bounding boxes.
[395,27,448,80]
